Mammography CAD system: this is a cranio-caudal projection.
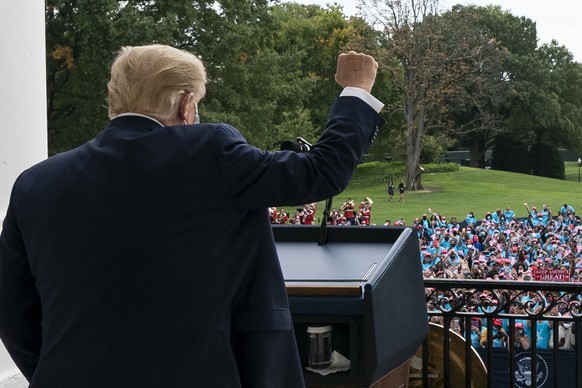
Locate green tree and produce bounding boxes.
[435,5,512,168]
[263,3,356,147]
[338,15,404,162]
[529,43,582,150]
[529,142,565,180]
[358,0,443,190]
[46,0,118,154]
[45,0,277,154]
[46,0,374,153]
[497,13,582,158]
[46,0,211,154]
[440,6,582,169]
[359,0,510,188]
[491,134,530,174]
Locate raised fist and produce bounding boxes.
[335,51,378,93]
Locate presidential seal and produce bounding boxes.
[515,352,549,388]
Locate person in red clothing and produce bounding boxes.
[341,198,356,224]
[269,207,278,223]
[277,208,289,224]
[361,203,371,225]
[359,196,373,225]
[303,203,316,224]
[359,196,373,210]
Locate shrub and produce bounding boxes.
[529,142,565,179]
[421,163,460,174]
[420,134,455,164]
[491,135,530,173]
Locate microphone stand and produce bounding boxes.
[280,137,332,245]
[319,197,332,246]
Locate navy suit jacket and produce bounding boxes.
[0,96,383,387]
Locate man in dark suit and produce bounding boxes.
[0,45,384,387]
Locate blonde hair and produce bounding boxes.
[107,44,207,120]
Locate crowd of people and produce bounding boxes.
[269,197,375,226]
[269,203,317,225]
[270,199,582,283]
[429,288,579,350]
[419,202,581,350]
[269,198,581,351]
[465,312,577,351]
[416,203,582,283]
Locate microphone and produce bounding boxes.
[280,137,312,152]
[278,136,331,245]
[280,140,302,152]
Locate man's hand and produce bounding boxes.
[335,51,378,94]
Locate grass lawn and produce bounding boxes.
[312,161,582,226]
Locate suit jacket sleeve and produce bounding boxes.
[215,96,384,210]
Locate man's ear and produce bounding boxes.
[180,93,192,120]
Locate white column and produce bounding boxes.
[0,0,47,381]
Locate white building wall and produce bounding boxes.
[0,0,47,383]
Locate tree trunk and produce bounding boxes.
[468,132,486,168]
[406,100,425,191]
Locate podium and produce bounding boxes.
[274,225,428,387]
